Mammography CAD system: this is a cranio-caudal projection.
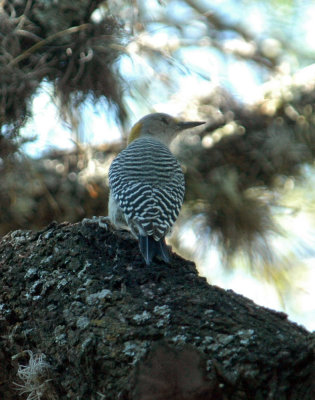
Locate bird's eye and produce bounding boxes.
[161,116,169,124]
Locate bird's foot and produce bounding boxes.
[82,216,111,230]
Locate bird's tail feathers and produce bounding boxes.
[138,236,170,266]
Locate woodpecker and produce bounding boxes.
[108,113,205,265]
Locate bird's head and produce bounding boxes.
[128,113,205,146]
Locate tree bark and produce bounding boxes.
[0,220,313,399]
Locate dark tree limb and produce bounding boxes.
[0,220,313,399]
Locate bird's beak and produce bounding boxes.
[176,120,206,131]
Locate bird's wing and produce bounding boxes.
[109,138,185,238]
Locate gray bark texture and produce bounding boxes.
[0,220,314,400]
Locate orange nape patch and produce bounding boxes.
[128,122,143,144]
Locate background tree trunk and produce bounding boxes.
[0,220,313,399]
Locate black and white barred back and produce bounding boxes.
[109,137,185,241]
